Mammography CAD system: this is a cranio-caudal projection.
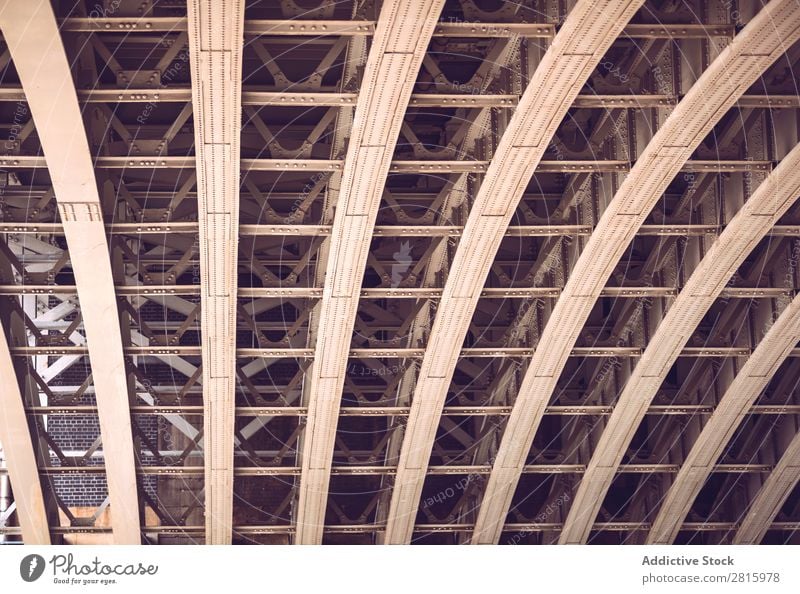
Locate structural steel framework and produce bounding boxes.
[650,290,800,543]
[384,0,646,545]
[564,136,800,544]
[0,320,49,544]
[735,426,800,544]
[557,0,800,544]
[0,0,798,545]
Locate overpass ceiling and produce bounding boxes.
[0,0,799,545]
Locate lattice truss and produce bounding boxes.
[0,0,799,545]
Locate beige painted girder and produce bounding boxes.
[186,0,245,545]
[734,428,800,544]
[473,0,800,546]
[382,0,646,545]
[291,10,364,541]
[0,321,49,544]
[0,0,141,544]
[648,269,800,542]
[295,0,446,544]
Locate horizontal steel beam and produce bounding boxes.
[23,404,800,417]
[0,463,773,477]
[4,222,800,238]
[1,88,794,109]
[53,18,734,39]
[2,520,796,537]
[2,284,790,299]
[0,222,685,236]
[0,156,771,172]
[9,345,774,358]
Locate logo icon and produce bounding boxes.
[391,241,413,288]
[20,554,45,582]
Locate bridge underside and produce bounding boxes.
[0,0,799,545]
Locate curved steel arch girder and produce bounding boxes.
[381,0,647,545]
[0,0,141,543]
[648,253,800,543]
[295,0,446,545]
[472,0,800,546]
[735,426,800,544]
[0,320,50,544]
[186,0,246,545]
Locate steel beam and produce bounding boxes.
[23,404,800,416]
[382,0,646,545]
[0,88,794,109]
[4,520,797,538]
[5,222,800,238]
[295,0,446,545]
[186,0,246,545]
[0,155,772,172]
[10,344,780,359]
[0,0,142,544]
[54,18,734,39]
[0,463,773,478]
[0,285,789,299]
[473,0,800,545]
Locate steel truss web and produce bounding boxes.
[0,0,798,546]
